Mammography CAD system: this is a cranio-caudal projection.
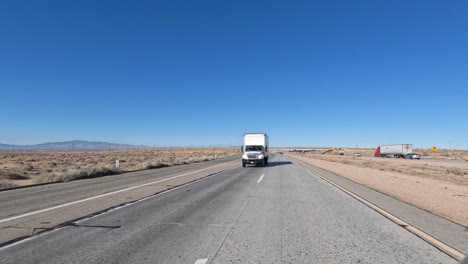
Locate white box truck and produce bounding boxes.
[242,133,269,167]
[375,144,413,158]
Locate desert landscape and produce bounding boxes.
[294,148,468,185]
[286,149,468,227]
[2,146,467,226]
[333,147,468,161]
[0,148,240,189]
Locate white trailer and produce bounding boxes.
[242,133,269,167]
[375,144,413,158]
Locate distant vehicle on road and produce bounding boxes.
[242,133,269,167]
[353,153,361,157]
[375,144,413,158]
[404,153,421,160]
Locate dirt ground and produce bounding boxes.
[286,152,468,227]
[298,147,468,162]
[0,148,240,188]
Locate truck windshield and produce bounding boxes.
[245,146,263,152]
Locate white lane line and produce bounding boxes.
[0,160,238,224]
[0,167,240,251]
[257,174,265,183]
[194,258,208,264]
[301,164,466,262]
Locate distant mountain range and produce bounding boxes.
[0,140,150,151]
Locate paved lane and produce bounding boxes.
[0,155,240,219]
[0,155,456,263]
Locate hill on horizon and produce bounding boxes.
[0,140,149,151]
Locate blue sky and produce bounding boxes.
[1,0,467,148]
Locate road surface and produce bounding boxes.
[0,154,458,263]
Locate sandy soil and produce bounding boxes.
[0,148,240,188]
[287,153,468,227]
[299,153,468,186]
[296,148,468,162]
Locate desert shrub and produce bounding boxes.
[446,167,466,176]
[36,174,55,184]
[2,148,240,185]
[0,170,30,180]
[136,160,167,170]
[47,162,57,167]
[361,160,375,167]
[37,164,117,183]
[22,164,34,170]
[0,181,17,189]
[340,159,352,165]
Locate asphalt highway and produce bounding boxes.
[0,155,240,220]
[0,154,458,263]
[0,156,240,244]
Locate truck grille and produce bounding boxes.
[247,154,258,159]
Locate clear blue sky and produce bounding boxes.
[1,0,467,149]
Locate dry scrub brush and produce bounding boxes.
[291,152,468,186]
[0,148,240,188]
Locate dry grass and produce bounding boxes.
[287,152,468,227]
[446,167,466,176]
[294,151,468,186]
[329,147,468,161]
[0,181,17,189]
[0,148,239,188]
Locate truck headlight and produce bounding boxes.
[257,154,264,159]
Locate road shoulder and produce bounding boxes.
[287,154,468,256]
